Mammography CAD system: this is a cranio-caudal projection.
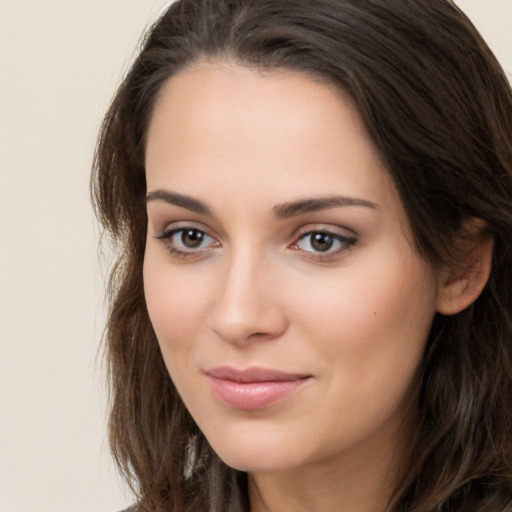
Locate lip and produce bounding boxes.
[205,366,312,410]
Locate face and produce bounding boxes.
[143,63,440,476]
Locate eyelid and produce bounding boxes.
[152,220,357,260]
[289,224,358,258]
[291,223,357,241]
[153,219,218,241]
[154,221,220,257]
[155,218,208,232]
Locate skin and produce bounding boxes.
[143,63,445,512]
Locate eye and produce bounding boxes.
[294,230,356,255]
[155,227,218,255]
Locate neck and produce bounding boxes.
[249,454,396,512]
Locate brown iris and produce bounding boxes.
[181,229,204,248]
[310,232,334,252]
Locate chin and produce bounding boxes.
[206,433,308,474]
[218,451,299,474]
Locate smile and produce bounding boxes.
[205,366,312,410]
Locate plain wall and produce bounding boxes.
[0,2,510,511]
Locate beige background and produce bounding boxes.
[0,1,510,511]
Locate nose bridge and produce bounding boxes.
[209,242,286,344]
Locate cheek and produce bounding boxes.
[293,249,437,394]
[351,244,432,328]
[286,257,437,454]
[143,251,210,363]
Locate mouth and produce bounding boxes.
[205,366,312,410]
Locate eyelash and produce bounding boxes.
[291,230,357,259]
[155,226,357,260]
[155,227,219,258]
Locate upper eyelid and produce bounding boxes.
[289,224,358,251]
[291,223,357,239]
[292,230,356,248]
[155,227,219,256]
[158,226,217,243]
[157,220,216,236]
[152,221,357,245]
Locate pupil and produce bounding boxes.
[311,233,333,252]
[182,230,203,248]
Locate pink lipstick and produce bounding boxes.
[205,366,311,410]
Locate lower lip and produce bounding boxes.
[207,376,310,410]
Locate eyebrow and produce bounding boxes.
[146,189,213,215]
[146,189,377,218]
[272,196,377,219]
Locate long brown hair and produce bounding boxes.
[92,1,512,510]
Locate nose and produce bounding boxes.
[208,248,288,345]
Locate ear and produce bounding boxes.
[436,218,494,316]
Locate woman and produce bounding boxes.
[92,0,512,510]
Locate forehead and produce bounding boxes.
[145,63,398,215]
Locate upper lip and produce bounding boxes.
[205,366,311,383]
